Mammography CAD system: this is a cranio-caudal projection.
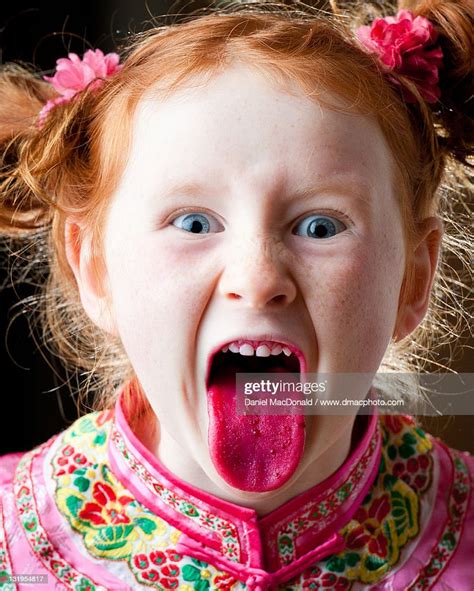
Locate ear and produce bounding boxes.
[64,220,118,337]
[394,216,443,341]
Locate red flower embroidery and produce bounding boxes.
[134,550,181,588]
[384,416,404,434]
[161,578,179,589]
[96,409,114,426]
[346,525,370,550]
[142,569,160,581]
[350,494,391,557]
[167,494,179,507]
[321,572,350,589]
[165,549,182,561]
[214,573,239,590]
[199,513,216,527]
[150,550,167,566]
[133,553,149,570]
[393,462,405,477]
[414,474,428,491]
[56,445,92,476]
[368,531,388,558]
[162,564,180,578]
[78,482,134,525]
[418,454,430,470]
[355,494,390,524]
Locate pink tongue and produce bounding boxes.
[207,360,305,492]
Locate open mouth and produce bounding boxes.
[208,341,301,387]
[205,339,306,493]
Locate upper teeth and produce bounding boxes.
[222,341,292,357]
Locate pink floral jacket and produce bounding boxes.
[0,388,473,590]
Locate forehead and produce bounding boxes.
[119,64,395,205]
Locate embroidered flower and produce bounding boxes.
[78,481,134,526]
[199,513,216,527]
[63,572,78,585]
[96,408,114,426]
[56,444,93,477]
[133,550,181,588]
[39,49,122,124]
[357,9,443,103]
[181,501,200,518]
[350,494,391,558]
[213,573,239,590]
[320,572,351,589]
[384,415,404,434]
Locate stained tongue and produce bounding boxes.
[207,355,305,492]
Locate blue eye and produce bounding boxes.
[172,212,220,234]
[294,214,346,239]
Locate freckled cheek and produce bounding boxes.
[299,251,383,332]
[107,241,213,326]
[300,244,402,370]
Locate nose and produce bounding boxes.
[218,234,297,309]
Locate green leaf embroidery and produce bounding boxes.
[93,431,106,446]
[387,445,397,460]
[195,579,210,591]
[391,490,413,536]
[345,552,361,567]
[402,433,417,445]
[135,517,157,535]
[66,495,83,518]
[365,554,386,571]
[326,556,345,573]
[399,444,414,459]
[183,565,201,582]
[74,477,90,493]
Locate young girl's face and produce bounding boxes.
[83,64,408,495]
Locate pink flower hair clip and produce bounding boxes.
[38,48,122,125]
[356,9,443,104]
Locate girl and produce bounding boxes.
[0,1,473,589]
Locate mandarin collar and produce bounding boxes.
[107,385,381,582]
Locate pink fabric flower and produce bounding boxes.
[357,10,443,103]
[38,49,121,124]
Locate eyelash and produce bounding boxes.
[168,207,353,232]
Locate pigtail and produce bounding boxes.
[386,0,473,378]
[0,61,110,297]
[0,65,57,236]
[0,62,134,420]
[403,0,474,165]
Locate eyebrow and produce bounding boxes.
[288,181,372,209]
[159,182,208,198]
[158,179,372,208]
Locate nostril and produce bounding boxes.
[271,294,288,305]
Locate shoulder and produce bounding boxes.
[0,410,115,584]
[378,415,474,589]
[0,408,112,493]
[421,434,474,588]
[0,451,25,488]
[0,434,59,503]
